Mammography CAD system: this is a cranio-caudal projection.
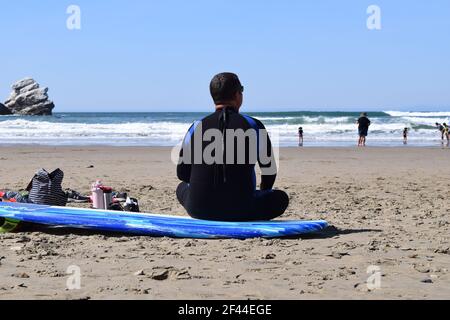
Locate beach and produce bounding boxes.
[0,146,449,299]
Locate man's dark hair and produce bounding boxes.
[210,72,242,105]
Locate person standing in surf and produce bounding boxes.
[357,112,371,147]
[298,127,304,146]
[403,127,409,145]
[176,72,289,222]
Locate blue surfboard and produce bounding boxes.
[0,202,328,239]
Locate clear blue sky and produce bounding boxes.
[1,0,449,112]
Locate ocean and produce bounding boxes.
[0,111,449,147]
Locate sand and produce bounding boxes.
[0,146,449,300]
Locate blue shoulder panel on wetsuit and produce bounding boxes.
[242,114,260,149]
[183,120,201,145]
[242,114,260,191]
[241,114,258,131]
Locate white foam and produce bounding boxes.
[0,119,191,145]
[402,117,450,126]
[257,116,353,124]
[0,116,445,146]
[256,116,297,121]
[384,111,450,117]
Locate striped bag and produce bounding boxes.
[27,169,68,206]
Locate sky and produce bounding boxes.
[1,0,449,112]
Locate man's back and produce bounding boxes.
[358,116,371,128]
[183,110,262,188]
[177,108,276,215]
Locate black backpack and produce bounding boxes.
[26,169,68,206]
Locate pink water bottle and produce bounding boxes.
[91,180,105,209]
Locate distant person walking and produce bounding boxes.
[357,112,371,147]
[436,123,445,141]
[298,127,304,146]
[403,127,409,145]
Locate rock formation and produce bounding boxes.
[0,103,12,115]
[4,78,55,115]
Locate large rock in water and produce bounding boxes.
[4,78,55,115]
[0,102,12,115]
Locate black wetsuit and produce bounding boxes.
[176,108,289,221]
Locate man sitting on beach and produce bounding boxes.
[357,113,371,147]
[176,72,289,221]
